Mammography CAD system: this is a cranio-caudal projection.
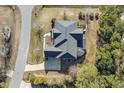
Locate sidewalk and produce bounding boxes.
[20,80,31,88]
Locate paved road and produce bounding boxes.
[9,5,34,88]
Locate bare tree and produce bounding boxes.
[68,65,78,80]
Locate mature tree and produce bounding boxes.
[75,63,99,88]
[111,32,121,41]
[111,41,121,49]
[121,42,124,56]
[98,75,122,88]
[96,47,115,75]
[120,63,124,78]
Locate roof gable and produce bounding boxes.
[56,21,76,28]
[60,52,75,59]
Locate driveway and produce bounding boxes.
[25,59,60,72]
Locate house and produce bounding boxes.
[44,20,86,61]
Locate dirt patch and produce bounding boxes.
[85,8,100,64]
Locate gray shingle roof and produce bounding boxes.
[56,20,76,28]
[45,44,62,51]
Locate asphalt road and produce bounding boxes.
[9,5,34,88]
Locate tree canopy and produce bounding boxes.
[96,6,124,76]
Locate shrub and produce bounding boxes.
[28,74,47,85]
[0,82,6,88]
[47,76,66,88]
[29,74,36,83]
[33,75,47,85]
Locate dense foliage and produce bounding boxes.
[75,63,124,88]
[75,6,124,88]
[75,63,99,88]
[96,6,124,76]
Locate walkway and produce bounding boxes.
[20,80,31,88]
[25,59,60,72]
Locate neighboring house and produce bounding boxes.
[44,20,86,61]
